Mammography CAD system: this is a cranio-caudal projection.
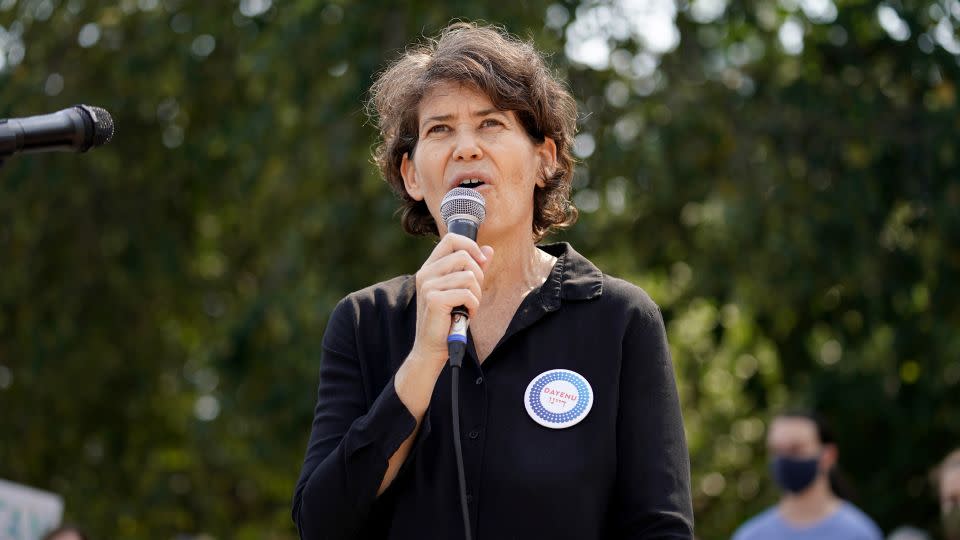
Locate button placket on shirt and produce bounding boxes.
[466,366,485,444]
[460,353,487,529]
[463,371,484,445]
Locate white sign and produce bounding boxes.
[0,479,63,540]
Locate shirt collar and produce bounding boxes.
[536,242,603,312]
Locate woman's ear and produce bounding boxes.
[400,152,424,201]
[536,137,558,187]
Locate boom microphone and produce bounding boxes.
[0,105,115,160]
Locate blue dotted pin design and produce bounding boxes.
[523,369,593,429]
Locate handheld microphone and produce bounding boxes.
[0,105,115,160]
[439,187,486,366]
[439,186,485,540]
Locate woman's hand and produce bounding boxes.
[394,234,493,420]
[380,234,494,495]
[410,234,494,369]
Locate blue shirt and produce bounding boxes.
[733,502,883,540]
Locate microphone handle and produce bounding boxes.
[0,108,92,156]
[446,217,479,349]
[446,216,479,241]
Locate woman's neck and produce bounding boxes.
[479,236,555,303]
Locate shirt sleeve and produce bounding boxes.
[613,302,695,539]
[291,297,418,540]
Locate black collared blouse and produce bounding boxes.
[293,243,693,539]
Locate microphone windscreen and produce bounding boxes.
[440,187,486,226]
[78,105,115,147]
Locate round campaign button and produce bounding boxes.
[523,369,593,429]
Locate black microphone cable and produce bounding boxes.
[448,335,472,540]
[439,187,485,540]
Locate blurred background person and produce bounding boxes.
[933,449,960,540]
[732,411,882,540]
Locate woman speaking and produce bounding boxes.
[292,22,693,539]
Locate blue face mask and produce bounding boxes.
[771,455,821,494]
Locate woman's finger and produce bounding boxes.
[421,288,481,318]
[423,233,487,266]
[419,250,485,285]
[420,271,483,306]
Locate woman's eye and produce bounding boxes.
[426,124,450,134]
[480,118,503,128]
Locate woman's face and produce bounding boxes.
[400,81,557,243]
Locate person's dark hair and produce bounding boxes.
[42,524,88,540]
[368,21,579,241]
[774,409,857,501]
[776,409,836,446]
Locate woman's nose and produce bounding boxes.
[453,131,483,161]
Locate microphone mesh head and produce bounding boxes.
[77,105,115,147]
[440,187,486,226]
[87,106,115,146]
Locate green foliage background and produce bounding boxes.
[1,0,958,538]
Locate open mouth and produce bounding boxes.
[458,178,486,189]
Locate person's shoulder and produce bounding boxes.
[834,501,884,539]
[330,274,416,323]
[601,273,658,312]
[731,507,782,540]
[323,275,415,347]
[550,242,653,307]
[591,271,665,335]
[556,240,660,324]
[346,274,416,302]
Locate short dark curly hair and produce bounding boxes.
[368,22,578,241]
